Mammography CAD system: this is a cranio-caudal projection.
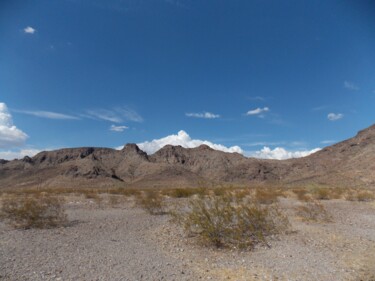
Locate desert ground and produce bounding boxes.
[1,187,375,281]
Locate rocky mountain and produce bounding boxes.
[0,124,374,189]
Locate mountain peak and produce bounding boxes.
[122,143,148,159]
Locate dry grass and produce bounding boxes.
[313,187,331,200]
[346,189,375,202]
[295,200,332,223]
[0,194,67,229]
[292,188,311,202]
[136,190,165,215]
[254,188,284,204]
[173,193,290,250]
[162,187,207,198]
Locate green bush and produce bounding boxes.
[173,194,289,249]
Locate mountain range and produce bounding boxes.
[1,124,374,189]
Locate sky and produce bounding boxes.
[1,0,375,160]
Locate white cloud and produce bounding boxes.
[110,125,128,132]
[249,146,321,160]
[246,107,269,116]
[135,130,243,155]
[86,107,143,123]
[327,113,343,121]
[0,103,28,148]
[15,110,79,120]
[0,148,41,160]
[185,112,220,119]
[344,81,359,91]
[24,26,36,34]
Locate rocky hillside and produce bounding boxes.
[1,124,374,189]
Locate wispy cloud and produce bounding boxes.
[312,105,328,111]
[86,110,122,123]
[86,107,143,123]
[246,107,270,116]
[24,26,36,34]
[115,107,143,122]
[244,141,284,147]
[0,103,28,149]
[327,113,344,121]
[110,125,128,132]
[344,81,359,91]
[185,112,220,119]
[321,140,336,144]
[247,96,265,101]
[15,110,79,120]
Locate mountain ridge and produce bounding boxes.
[1,124,374,188]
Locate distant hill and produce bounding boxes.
[1,124,374,189]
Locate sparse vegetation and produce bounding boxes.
[161,187,208,198]
[295,200,332,223]
[346,189,375,202]
[292,188,311,201]
[136,190,165,215]
[173,193,289,249]
[313,187,331,200]
[254,188,283,204]
[0,194,67,229]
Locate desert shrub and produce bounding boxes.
[254,188,281,204]
[233,188,252,200]
[0,194,67,229]
[173,194,289,249]
[295,200,332,222]
[108,195,123,207]
[84,192,103,207]
[346,189,375,202]
[212,187,229,197]
[356,190,375,202]
[109,187,141,197]
[162,187,208,198]
[313,187,331,200]
[292,188,311,202]
[136,190,165,215]
[167,188,196,198]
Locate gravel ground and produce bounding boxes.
[1,197,375,281]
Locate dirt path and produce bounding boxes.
[0,203,198,281]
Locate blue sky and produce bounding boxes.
[1,0,375,160]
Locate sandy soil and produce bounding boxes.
[1,197,375,281]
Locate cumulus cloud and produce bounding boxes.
[344,81,359,91]
[0,103,28,148]
[246,107,269,116]
[110,125,128,132]
[15,110,79,120]
[327,113,343,121]
[24,26,36,34]
[0,148,41,160]
[86,107,143,123]
[249,146,321,160]
[135,130,243,155]
[185,112,220,119]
